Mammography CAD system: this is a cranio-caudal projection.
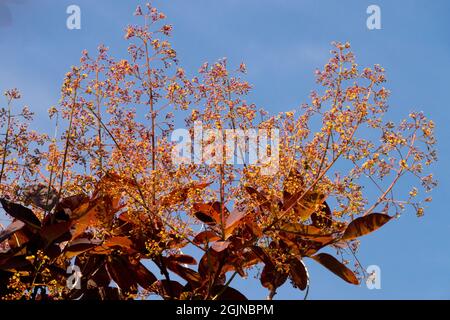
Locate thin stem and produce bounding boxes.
[303,283,310,300]
[219,164,225,238]
[265,114,363,231]
[45,112,59,219]
[0,97,13,186]
[95,68,103,174]
[362,132,417,216]
[143,39,157,209]
[316,51,343,180]
[83,104,206,252]
[58,88,78,198]
[155,256,174,299]
[265,81,375,230]
[226,79,247,168]
[212,271,238,300]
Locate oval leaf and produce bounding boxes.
[0,198,41,229]
[0,220,25,243]
[133,262,157,290]
[192,202,222,225]
[0,255,32,272]
[289,258,308,291]
[167,254,197,265]
[212,285,247,300]
[106,257,138,293]
[211,240,230,252]
[154,280,184,299]
[260,263,288,292]
[65,238,102,258]
[40,221,72,244]
[103,236,133,250]
[225,208,246,237]
[341,213,392,241]
[165,262,201,286]
[311,253,359,285]
[193,230,221,245]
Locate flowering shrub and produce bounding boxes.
[0,4,436,300]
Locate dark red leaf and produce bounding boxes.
[44,244,62,260]
[0,255,32,271]
[133,262,157,290]
[289,258,308,291]
[102,236,133,249]
[104,287,121,300]
[0,220,25,243]
[73,256,107,288]
[341,213,392,241]
[193,202,222,225]
[69,198,105,240]
[65,238,102,258]
[166,254,197,265]
[193,230,221,245]
[212,285,247,300]
[277,229,333,257]
[165,262,201,287]
[54,194,89,217]
[251,246,272,265]
[225,208,247,237]
[40,221,72,244]
[154,280,184,299]
[194,212,215,224]
[0,198,41,229]
[90,263,111,288]
[198,249,222,278]
[106,257,138,293]
[6,228,31,251]
[311,253,359,285]
[311,201,332,229]
[279,223,333,238]
[260,263,288,292]
[211,240,231,252]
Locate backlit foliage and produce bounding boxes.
[0,4,436,300]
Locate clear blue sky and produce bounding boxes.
[0,0,449,299]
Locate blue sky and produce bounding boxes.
[0,0,449,299]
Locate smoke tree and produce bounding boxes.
[0,4,436,300]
